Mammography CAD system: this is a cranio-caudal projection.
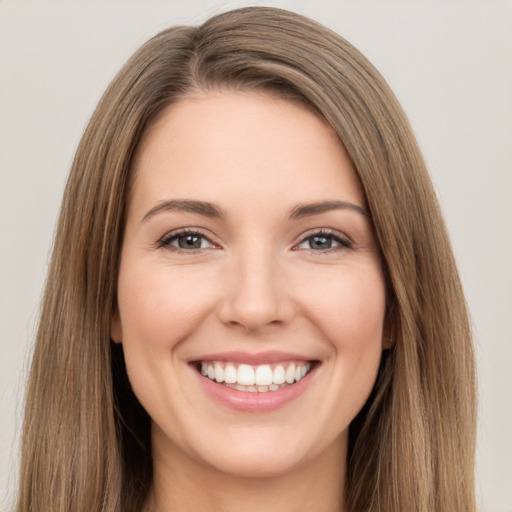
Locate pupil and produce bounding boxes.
[179,234,202,249]
[311,236,331,249]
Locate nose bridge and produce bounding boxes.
[219,242,291,331]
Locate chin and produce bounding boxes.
[200,443,310,479]
[178,422,346,480]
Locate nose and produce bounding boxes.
[217,247,294,333]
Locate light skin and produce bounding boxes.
[112,91,387,512]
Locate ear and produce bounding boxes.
[382,311,394,350]
[111,309,123,344]
[382,298,395,350]
[382,333,393,350]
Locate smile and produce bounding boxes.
[199,361,312,392]
[190,351,319,412]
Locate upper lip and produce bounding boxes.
[188,350,315,365]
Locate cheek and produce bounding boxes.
[116,261,218,354]
[115,262,220,425]
[299,266,386,346]
[304,265,385,385]
[310,268,386,425]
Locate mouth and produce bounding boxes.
[192,359,318,393]
[189,351,320,412]
[195,361,315,393]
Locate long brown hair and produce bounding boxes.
[16,7,476,512]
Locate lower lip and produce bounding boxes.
[194,366,316,412]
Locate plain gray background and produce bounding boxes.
[1,1,511,510]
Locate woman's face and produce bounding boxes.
[112,92,387,478]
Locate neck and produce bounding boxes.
[144,429,347,512]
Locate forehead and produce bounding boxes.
[130,91,365,215]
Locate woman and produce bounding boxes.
[15,7,477,512]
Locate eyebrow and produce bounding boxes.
[141,198,369,224]
[141,199,225,223]
[287,200,369,220]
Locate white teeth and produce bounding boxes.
[200,360,313,391]
[285,364,296,384]
[273,365,286,385]
[214,362,224,383]
[255,364,273,386]
[224,364,237,384]
[237,364,255,386]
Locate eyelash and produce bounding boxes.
[294,229,352,252]
[157,228,352,253]
[158,229,217,253]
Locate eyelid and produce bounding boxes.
[157,227,220,251]
[292,228,352,251]
[156,227,352,253]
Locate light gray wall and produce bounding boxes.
[1,1,511,510]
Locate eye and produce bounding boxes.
[159,229,217,252]
[295,229,352,251]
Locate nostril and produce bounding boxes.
[217,272,294,331]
